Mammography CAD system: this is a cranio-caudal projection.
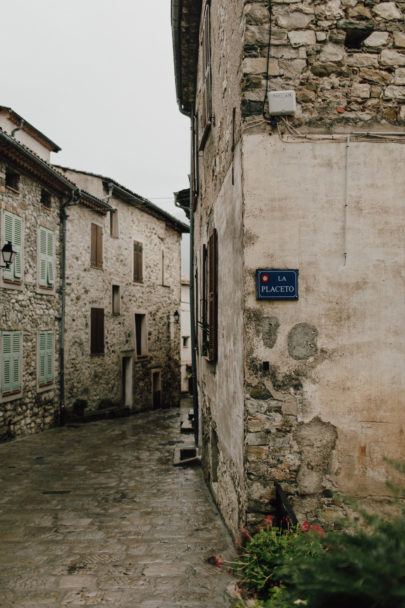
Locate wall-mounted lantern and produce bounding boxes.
[173,310,180,323]
[0,241,15,269]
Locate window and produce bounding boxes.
[192,113,199,209]
[135,313,147,357]
[110,210,118,238]
[91,308,104,354]
[3,211,22,284]
[38,331,54,387]
[133,241,143,283]
[182,336,190,348]
[1,331,22,396]
[40,189,51,208]
[5,169,19,192]
[200,2,212,150]
[112,285,120,315]
[202,229,218,362]
[38,226,54,289]
[91,223,103,269]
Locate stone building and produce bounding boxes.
[172,0,405,536]
[56,167,189,414]
[0,113,86,439]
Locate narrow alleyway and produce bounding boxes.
[0,409,236,608]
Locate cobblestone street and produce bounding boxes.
[0,409,236,608]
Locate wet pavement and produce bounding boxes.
[0,409,236,607]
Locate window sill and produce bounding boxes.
[1,390,22,403]
[2,279,23,288]
[91,352,105,356]
[38,382,54,394]
[5,185,20,194]
[90,265,104,270]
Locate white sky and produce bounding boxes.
[0,0,191,271]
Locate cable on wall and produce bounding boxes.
[262,0,273,120]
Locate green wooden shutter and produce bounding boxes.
[39,227,47,286]
[47,230,54,286]
[46,331,54,382]
[3,212,22,282]
[2,332,12,393]
[2,331,21,394]
[38,331,46,385]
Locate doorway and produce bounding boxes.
[152,369,162,409]
[122,356,133,407]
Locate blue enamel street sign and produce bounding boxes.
[257,269,298,300]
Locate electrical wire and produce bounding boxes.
[262,0,273,120]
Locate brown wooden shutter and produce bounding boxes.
[91,223,97,266]
[91,308,104,354]
[91,224,103,268]
[202,245,208,356]
[207,229,218,362]
[133,241,143,282]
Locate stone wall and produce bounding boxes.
[62,171,182,413]
[242,0,405,126]
[0,160,61,440]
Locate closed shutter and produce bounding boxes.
[39,227,54,287]
[38,331,54,385]
[3,212,22,282]
[133,241,143,282]
[207,229,218,362]
[91,224,103,268]
[202,245,208,356]
[2,331,21,394]
[91,308,104,354]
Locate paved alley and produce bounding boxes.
[0,409,236,608]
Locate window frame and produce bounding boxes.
[5,168,20,193]
[199,1,213,150]
[202,229,218,363]
[112,284,120,315]
[110,209,119,238]
[1,330,22,401]
[134,313,148,358]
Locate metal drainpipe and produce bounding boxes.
[59,188,81,425]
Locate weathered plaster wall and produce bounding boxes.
[0,162,61,439]
[194,0,248,536]
[242,0,405,126]
[63,173,182,413]
[195,147,245,537]
[242,130,405,524]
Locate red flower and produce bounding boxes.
[301,521,325,536]
[301,521,310,532]
[266,515,273,524]
[215,555,224,568]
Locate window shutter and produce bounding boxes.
[133,242,143,282]
[202,245,208,356]
[47,230,54,286]
[2,331,21,393]
[208,229,218,362]
[39,227,47,286]
[46,331,54,383]
[91,308,104,354]
[97,225,103,268]
[200,3,212,143]
[91,223,97,267]
[38,331,46,385]
[3,212,22,282]
[2,332,12,393]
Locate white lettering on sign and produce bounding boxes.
[262,285,295,294]
[278,275,287,282]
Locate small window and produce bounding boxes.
[344,27,373,50]
[135,313,147,357]
[182,336,190,348]
[133,241,143,283]
[38,330,54,387]
[5,169,19,192]
[203,229,218,362]
[40,189,51,208]
[91,308,104,354]
[112,285,120,315]
[1,330,22,396]
[38,226,54,289]
[91,223,103,269]
[110,210,118,238]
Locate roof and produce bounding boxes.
[55,166,190,233]
[0,106,61,152]
[171,0,202,115]
[0,128,110,214]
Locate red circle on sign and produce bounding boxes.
[262,274,269,283]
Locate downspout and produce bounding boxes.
[59,187,81,424]
[11,118,25,138]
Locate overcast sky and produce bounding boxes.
[0,0,191,271]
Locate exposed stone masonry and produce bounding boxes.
[242,0,405,125]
